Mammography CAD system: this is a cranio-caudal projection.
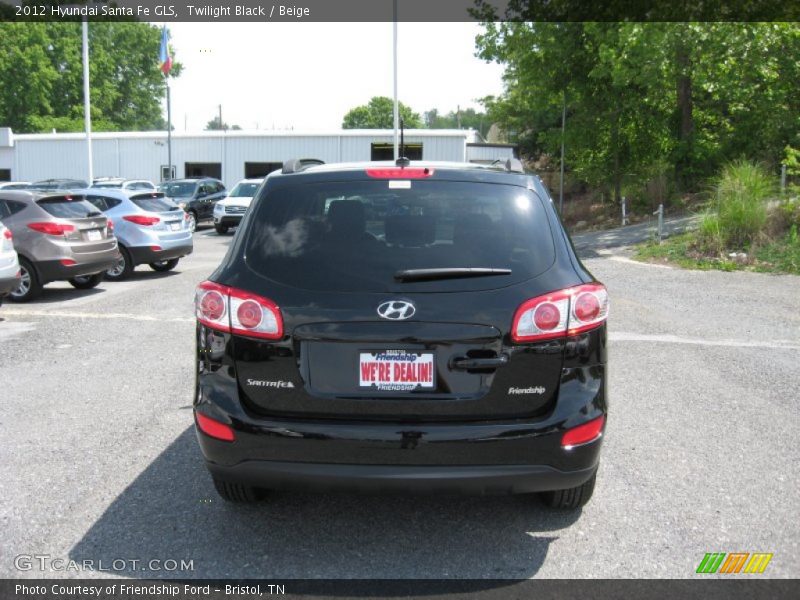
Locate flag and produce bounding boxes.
[159,26,173,75]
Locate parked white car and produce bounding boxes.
[212,178,263,234]
[0,220,21,306]
[0,182,31,191]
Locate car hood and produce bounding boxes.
[217,196,254,208]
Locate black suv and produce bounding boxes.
[194,159,608,508]
[159,178,226,232]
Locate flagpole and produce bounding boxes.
[82,18,93,183]
[392,0,399,160]
[166,75,172,180]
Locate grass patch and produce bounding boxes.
[635,228,800,275]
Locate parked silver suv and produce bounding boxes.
[0,191,120,301]
[82,189,192,280]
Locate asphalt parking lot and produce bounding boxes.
[1,225,798,579]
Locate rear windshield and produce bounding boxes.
[229,182,261,197]
[92,181,123,188]
[130,193,178,213]
[244,180,555,293]
[125,181,156,190]
[158,182,196,198]
[37,197,101,218]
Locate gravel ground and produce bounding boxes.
[0,226,797,579]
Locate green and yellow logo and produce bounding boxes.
[696,552,773,574]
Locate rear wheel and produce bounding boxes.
[105,246,134,281]
[186,211,198,232]
[9,258,42,302]
[212,475,262,503]
[149,258,179,272]
[69,273,104,289]
[214,224,229,235]
[540,469,597,509]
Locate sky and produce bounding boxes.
[165,22,506,131]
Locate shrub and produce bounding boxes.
[709,160,774,250]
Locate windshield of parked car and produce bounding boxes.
[37,196,102,218]
[92,181,123,188]
[229,182,261,197]
[125,181,156,190]
[245,179,555,293]
[130,193,179,213]
[158,182,196,198]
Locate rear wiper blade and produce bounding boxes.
[393,268,512,282]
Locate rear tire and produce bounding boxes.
[69,273,104,289]
[212,476,261,503]
[149,258,179,272]
[187,211,198,233]
[540,469,597,509]
[10,258,43,302]
[214,224,229,235]
[105,246,134,281]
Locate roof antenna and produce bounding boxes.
[396,118,410,167]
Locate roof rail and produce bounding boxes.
[282,158,325,174]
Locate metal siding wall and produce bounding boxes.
[11,133,473,188]
[466,146,516,162]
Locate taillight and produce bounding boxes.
[195,412,235,442]
[2,228,11,240]
[27,222,75,236]
[511,283,608,343]
[60,259,77,266]
[107,219,114,231]
[366,167,434,178]
[195,281,283,340]
[561,415,605,448]
[123,214,160,226]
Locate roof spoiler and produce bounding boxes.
[282,158,325,174]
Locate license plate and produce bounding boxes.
[169,222,181,231]
[359,351,435,391]
[86,230,102,241]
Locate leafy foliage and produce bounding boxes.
[0,22,181,133]
[424,107,490,137]
[342,96,422,129]
[476,22,800,200]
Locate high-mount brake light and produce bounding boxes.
[511,283,608,343]
[366,167,433,179]
[194,281,283,340]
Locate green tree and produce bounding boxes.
[476,21,800,198]
[205,116,241,131]
[0,22,181,133]
[342,96,422,129]
[424,107,490,138]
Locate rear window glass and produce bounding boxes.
[37,197,101,218]
[245,180,555,293]
[159,182,196,198]
[130,193,178,212]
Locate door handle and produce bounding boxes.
[449,354,509,370]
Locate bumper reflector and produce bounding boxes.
[196,412,235,442]
[59,259,77,266]
[561,415,605,449]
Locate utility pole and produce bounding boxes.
[82,19,93,184]
[559,90,566,214]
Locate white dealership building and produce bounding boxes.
[0,127,516,189]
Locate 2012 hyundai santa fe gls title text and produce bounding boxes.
[193,159,608,509]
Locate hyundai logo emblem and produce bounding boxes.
[377,300,416,321]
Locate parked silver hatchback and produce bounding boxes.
[0,220,21,306]
[82,189,193,280]
[0,191,119,301]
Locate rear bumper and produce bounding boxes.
[204,459,598,494]
[0,273,20,296]
[36,255,120,282]
[128,243,192,265]
[213,215,243,227]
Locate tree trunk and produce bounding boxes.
[675,38,694,189]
